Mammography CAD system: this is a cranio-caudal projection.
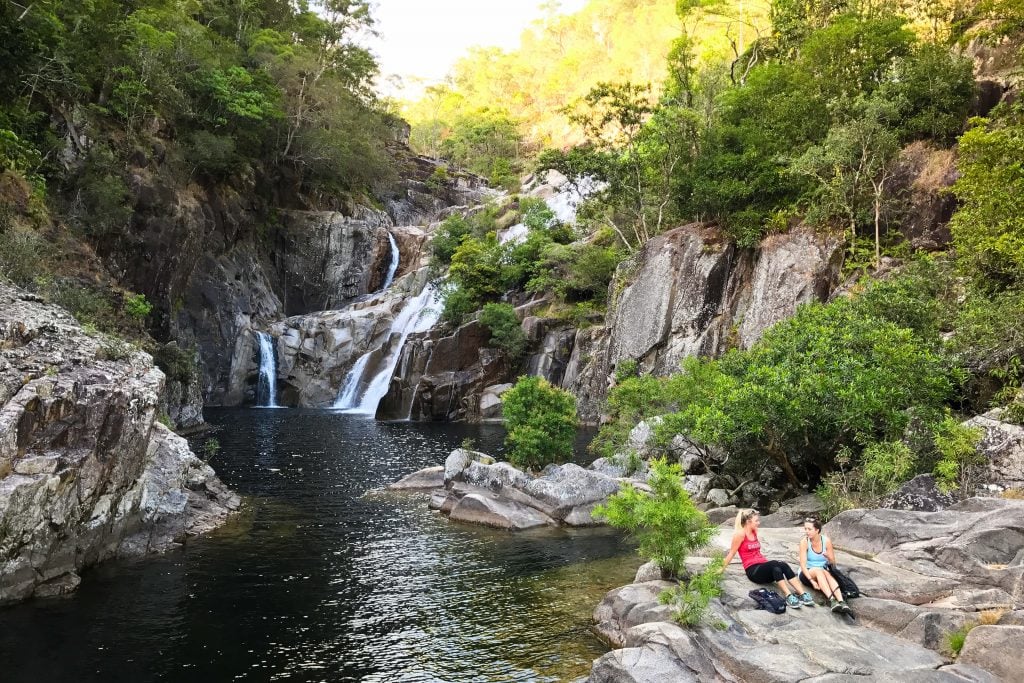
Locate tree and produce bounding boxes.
[950,106,1024,291]
[479,303,527,359]
[790,95,901,266]
[502,376,579,470]
[594,457,716,576]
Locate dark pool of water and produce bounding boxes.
[0,409,636,682]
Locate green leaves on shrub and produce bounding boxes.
[502,376,578,470]
[478,303,526,360]
[932,417,985,492]
[595,458,715,577]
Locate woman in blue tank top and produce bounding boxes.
[799,518,853,615]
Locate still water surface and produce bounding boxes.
[0,409,636,682]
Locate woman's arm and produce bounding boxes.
[722,532,743,568]
[825,537,837,566]
[798,538,809,577]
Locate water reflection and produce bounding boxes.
[0,410,634,682]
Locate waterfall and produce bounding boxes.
[255,331,280,408]
[333,284,441,414]
[380,232,400,292]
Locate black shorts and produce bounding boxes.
[745,560,796,584]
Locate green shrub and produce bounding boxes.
[0,223,49,287]
[51,281,115,328]
[594,458,715,576]
[951,107,1024,291]
[946,621,977,657]
[123,293,153,322]
[659,559,724,626]
[478,302,527,360]
[932,417,985,492]
[861,441,917,496]
[502,376,578,470]
[152,342,197,383]
[203,438,220,459]
[439,283,480,327]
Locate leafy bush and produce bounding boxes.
[502,376,578,470]
[152,342,196,383]
[594,458,715,576]
[659,560,724,626]
[123,293,153,322]
[861,441,917,496]
[932,417,985,492]
[951,106,1024,291]
[478,303,527,360]
[0,223,49,287]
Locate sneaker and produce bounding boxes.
[800,592,815,607]
[830,598,843,613]
[786,594,801,609]
[839,601,854,615]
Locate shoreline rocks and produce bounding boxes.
[390,448,645,531]
[583,499,1023,682]
[1,281,239,604]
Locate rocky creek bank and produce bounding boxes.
[583,498,1023,682]
[0,280,240,604]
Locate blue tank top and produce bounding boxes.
[806,535,828,569]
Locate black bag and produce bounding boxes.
[827,564,860,599]
[748,588,787,614]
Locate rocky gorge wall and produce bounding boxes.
[376,222,844,425]
[0,281,239,604]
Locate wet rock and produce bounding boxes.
[447,491,554,530]
[389,466,444,491]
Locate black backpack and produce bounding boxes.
[748,588,787,614]
[827,564,860,599]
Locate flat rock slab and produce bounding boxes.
[447,491,555,530]
[388,466,444,490]
[958,625,1024,680]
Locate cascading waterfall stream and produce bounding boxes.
[379,232,400,292]
[255,331,280,408]
[333,284,441,414]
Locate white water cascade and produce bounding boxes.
[379,232,400,292]
[333,284,441,414]
[255,331,280,408]
[497,176,604,245]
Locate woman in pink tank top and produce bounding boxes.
[722,509,813,609]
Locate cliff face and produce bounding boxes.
[375,223,844,424]
[0,281,239,604]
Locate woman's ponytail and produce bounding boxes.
[735,508,755,533]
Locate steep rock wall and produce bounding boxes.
[377,223,843,425]
[0,281,238,604]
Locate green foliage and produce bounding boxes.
[152,342,197,384]
[862,441,917,496]
[659,559,725,625]
[951,107,1024,292]
[478,303,527,359]
[123,293,153,321]
[203,438,221,459]
[946,621,977,657]
[594,458,715,576]
[438,108,524,188]
[598,290,959,487]
[0,222,49,288]
[502,376,578,470]
[932,417,985,492]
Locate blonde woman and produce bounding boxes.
[799,517,853,615]
[723,509,813,609]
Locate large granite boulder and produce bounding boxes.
[399,449,634,530]
[0,282,238,604]
[880,473,959,512]
[585,517,1018,682]
[965,409,1024,491]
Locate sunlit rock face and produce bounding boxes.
[0,281,239,605]
[586,501,1024,683]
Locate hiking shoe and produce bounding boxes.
[786,594,801,609]
[839,601,853,615]
[830,598,843,613]
[800,592,815,607]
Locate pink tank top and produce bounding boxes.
[738,530,767,569]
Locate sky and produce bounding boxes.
[368,0,589,98]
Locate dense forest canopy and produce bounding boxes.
[0,0,397,201]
